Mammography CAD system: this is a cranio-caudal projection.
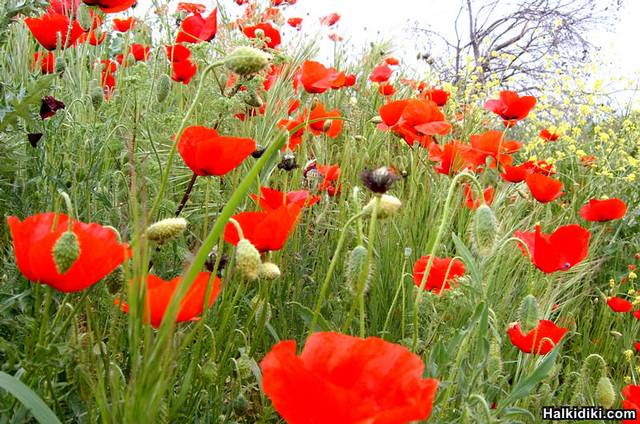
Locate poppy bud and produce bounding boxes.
[369,115,383,124]
[52,230,80,274]
[235,351,254,380]
[145,217,187,244]
[156,74,171,103]
[471,204,498,257]
[76,4,94,31]
[595,376,615,408]
[250,295,272,323]
[233,393,249,415]
[345,245,373,294]
[363,194,402,220]
[518,295,539,332]
[201,359,218,383]
[235,239,261,280]
[90,82,103,110]
[259,262,281,280]
[224,46,272,76]
[104,265,124,294]
[243,91,263,108]
[580,353,606,387]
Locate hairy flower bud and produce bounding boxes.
[363,194,402,219]
[156,74,171,103]
[224,46,272,76]
[518,294,540,332]
[345,245,373,294]
[145,217,187,244]
[236,239,261,280]
[472,204,498,257]
[52,230,80,274]
[259,262,281,280]
[595,376,615,408]
[90,82,103,110]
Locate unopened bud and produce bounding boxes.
[259,262,281,280]
[90,81,103,110]
[518,295,540,332]
[156,74,171,103]
[595,376,615,408]
[472,204,498,257]
[53,230,80,274]
[224,46,272,76]
[145,217,187,243]
[236,239,261,280]
[363,194,401,219]
[369,115,383,124]
[345,245,373,295]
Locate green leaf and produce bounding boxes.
[288,301,333,332]
[452,232,482,282]
[0,371,62,424]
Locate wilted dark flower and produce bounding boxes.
[40,96,65,119]
[252,145,266,158]
[360,166,399,193]
[205,246,229,277]
[28,133,43,147]
[277,153,298,171]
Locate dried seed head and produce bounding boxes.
[363,194,402,219]
[360,166,399,194]
[518,294,540,332]
[259,262,281,280]
[52,230,80,274]
[205,246,229,276]
[224,46,272,76]
[251,145,266,158]
[235,239,261,280]
[145,217,187,244]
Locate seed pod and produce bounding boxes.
[345,245,373,294]
[156,74,171,103]
[472,204,498,257]
[90,82,104,110]
[224,46,272,76]
[235,239,261,281]
[145,217,187,244]
[363,194,402,219]
[52,231,80,274]
[259,262,281,280]
[595,376,615,408]
[518,294,540,332]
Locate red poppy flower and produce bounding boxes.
[297,61,342,94]
[469,130,522,168]
[113,17,136,32]
[7,213,128,292]
[635,342,640,352]
[308,102,342,138]
[344,74,356,87]
[224,203,302,252]
[171,59,197,84]
[82,0,137,13]
[378,82,396,96]
[539,128,559,142]
[252,187,320,211]
[580,155,596,167]
[177,126,255,176]
[412,255,465,294]
[428,141,478,175]
[33,51,56,74]
[165,44,192,62]
[500,162,536,183]
[117,272,221,327]
[287,17,302,30]
[47,0,80,14]
[24,13,85,50]
[378,98,452,147]
[243,22,281,48]
[369,64,392,83]
[176,8,217,43]
[319,12,340,26]
[464,184,494,209]
[524,173,564,203]
[278,111,307,150]
[177,2,206,14]
[579,198,627,222]
[484,90,536,127]
[607,296,633,313]
[316,164,341,196]
[622,384,640,424]
[385,56,399,66]
[263,63,284,91]
[514,224,590,273]
[261,332,438,424]
[99,59,117,98]
[507,320,567,355]
[422,88,449,106]
[78,29,106,46]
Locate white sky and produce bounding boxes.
[134,0,640,103]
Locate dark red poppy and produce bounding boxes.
[40,96,65,119]
[607,296,633,313]
[428,140,478,175]
[297,61,342,94]
[224,203,302,252]
[319,12,340,26]
[172,59,197,84]
[484,90,536,127]
[579,198,627,222]
[287,17,302,30]
[7,213,128,292]
[177,126,255,176]
[117,272,221,327]
[464,184,494,209]
[378,98,452,147]
[33,51,56,74]
[539,128,559,142]
[308,102,342,138]
[514,224,590,273]
[113,17,136,32]
[261,332,438,423]
[507,320,567,355]
[412,255,465,294]
[24,13,85,50]
[422,88,449,107]
[243,22,281,48]
[28,133,44,147]
[369,64,392,83]
[469,130,522,168]
[525,173,564,203]
[177,2,206,14]
[622,385,640,424]
[252,187,320,211]
[82,0,137,13]
[176,8,217,43]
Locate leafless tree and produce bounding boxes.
[413,0,623,89]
